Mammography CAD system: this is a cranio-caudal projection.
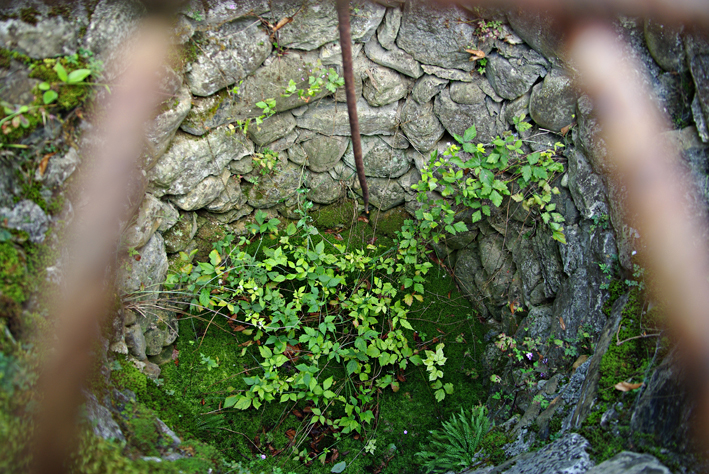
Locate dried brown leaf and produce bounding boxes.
[614,381,643,391]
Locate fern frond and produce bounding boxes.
[415,405,491,473]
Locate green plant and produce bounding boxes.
[165,201,448,439]
[415,405,490,473]
[199,353,219,371]
[282,63,344,103]
[364,438,377,455]
[253,148,279,176]
[624,263,645,291]
[410,118,566,247]
[476,57,488,75]
[38,62,93,105]
[474,20,504,40]
[0,103,33,139]
[589,213,610,231]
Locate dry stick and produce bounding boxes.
[336,0,369,214]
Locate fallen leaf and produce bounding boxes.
[559,317,566,331]
[285,428,297,440]
[37,152,55,176]
[397,373,406,383]
[390,382,399,392]
[465,48,486,61]
[273,16,293,32]
[334,233,343,241]
[572,354,589,371]
[232,325,246,332]
[614,381,643,392]
[357,215,369,223]
[560,122,576,137]
[367,236,377,245]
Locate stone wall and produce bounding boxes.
[2,1,708,467]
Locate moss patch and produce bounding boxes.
[0,243,28,304]
[311,199,357,230]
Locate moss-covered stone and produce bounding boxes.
[372,205,409,237]
[311,199,357,230]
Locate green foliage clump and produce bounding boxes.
[166,207,443,436]
[415,405,490,473]
[411,118,566,245]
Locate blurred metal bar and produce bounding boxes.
[30,19,172,474]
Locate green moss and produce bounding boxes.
[0,49,11,69]
[579,288,670,464]
[14,179,47,211]
[372,206,408,237]
[68,428,227,474]
[111,356,149,399]
[311,200,356,229]
[19,7,39,25]
[127,410,160,455]
[48,5,72,20]
[0,242,28,304]
[597,289,660,405]
[479,429,510,466]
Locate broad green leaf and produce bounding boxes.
[199,288,210,307]
[471,210,482,223]
[479,169,494,187]
[39,82,50,91]
[259,345,273,358]
[224,395,239,408]
[533,166,548,180]
[521,165,532,182]
[234,397,252,410]
[331,461,347,473]
[209,249,221,266]
[323,376,334,390]
[66,68,92,84]
[54,63,68,82]
[489,190,503,207]
[43,90,58,104]
[527,152,540,165]
[346,359,359,375]
[463,125,477,142]
[399,319,413,330]
[453,221,468,233]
